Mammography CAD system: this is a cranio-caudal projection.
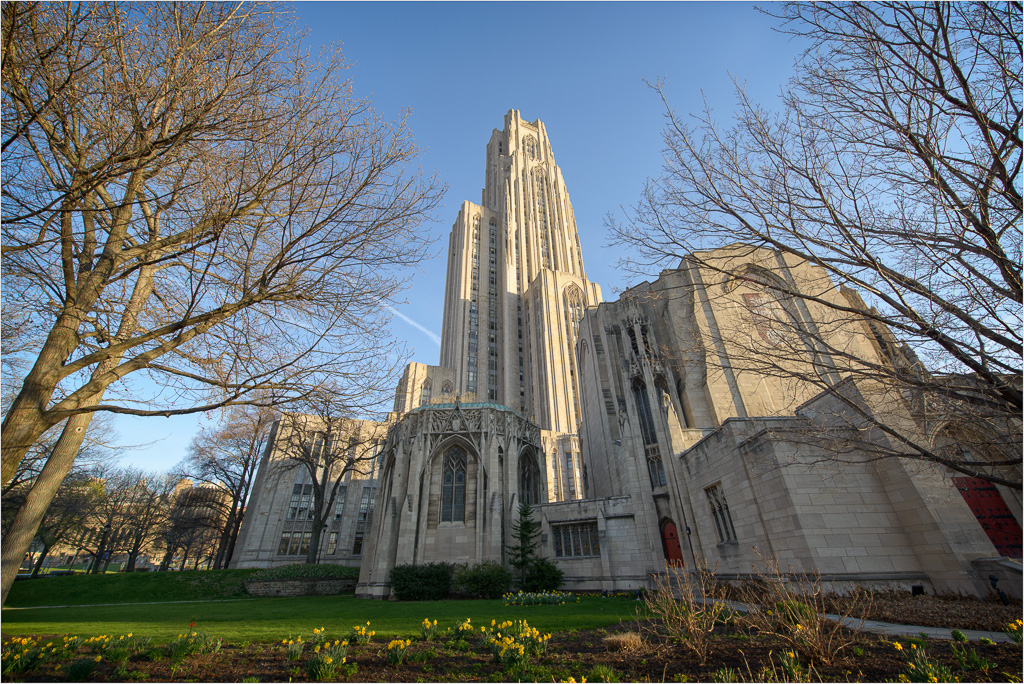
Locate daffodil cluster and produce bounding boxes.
[458,617,475,636]
[306,638,348,682]
[420,618,438,640]
[167,629,221,660]
[1007,619,1022,645]
[892,641,956,683]
[2,637,44,675]
[386,638,413,665]
[776,649,804,681]
[350,622,375,644]
[282,636,305,661]
[482,618,551,675]
[503,589,580,606]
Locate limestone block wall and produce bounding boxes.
[534,496,661,592]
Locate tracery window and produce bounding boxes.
[633,382,658,446]
[420,379,432,405]
[706,483,738,543]
[441,446,467,523]
[519,452,540,506]
[523,135,537,159]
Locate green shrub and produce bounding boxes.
[588,664,620,682]
[773,600,815,628]
[248,564,359,581]
[389,563,454,600]
[455,561,513,598]
[65,658,99,681]
[523,558,563,592]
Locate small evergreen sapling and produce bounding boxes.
[506,502,541,586]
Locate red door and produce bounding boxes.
[953,477,1022,558]
[660,520,684,567]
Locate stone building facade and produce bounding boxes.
[575,245,1022,597]
[231,416,389,569]
[233,112,1021,600]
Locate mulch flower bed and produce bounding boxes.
[3,619,1021,683]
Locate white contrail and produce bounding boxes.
[385,304,442,346]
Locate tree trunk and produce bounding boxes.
[30,543,52,578]
[179,550,189,571]
[306,521,323,564]
[0,412,94,604]
[222,505,245,568]
[159,549,174,571]
[126,536,142,572]
[213,511,234,570]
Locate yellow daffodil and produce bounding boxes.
[894,642,903,651]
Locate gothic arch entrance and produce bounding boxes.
[660,519,684,567]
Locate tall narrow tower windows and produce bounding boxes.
[467,216,481,395]
[487,220,499,401]
[563,284,586,426]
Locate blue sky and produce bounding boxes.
[114,1,806,472]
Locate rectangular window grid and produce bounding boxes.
[552,521,600,558]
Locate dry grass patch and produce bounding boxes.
[602,631,645,653]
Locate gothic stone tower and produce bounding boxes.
[438,111,602,499]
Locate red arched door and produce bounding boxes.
[660,519,684,567]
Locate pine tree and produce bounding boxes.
[506,502,541,585]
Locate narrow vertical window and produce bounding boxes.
[441,446,467,522]
[705,484,738,543]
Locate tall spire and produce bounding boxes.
[439,111,602,435]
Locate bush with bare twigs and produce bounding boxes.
[735,554,865,666]
[640,561,727,665]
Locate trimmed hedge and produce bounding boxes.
[248,563,359,581]
[454,561,513,599]
[389,562,454,601]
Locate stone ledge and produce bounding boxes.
[244,577,357,597]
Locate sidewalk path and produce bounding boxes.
[700,597,1015,643]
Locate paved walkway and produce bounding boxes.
[699,597,1016,643]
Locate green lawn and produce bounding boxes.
[5,569,259,607]
[1,595,639,643]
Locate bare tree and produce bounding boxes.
[1,2,441,601]
[25,471,97,576]
[159,482,226,571]
[273,388,388,564]
[611,2,1021,488]
[176,405,275,569]
[67,466,149,573]
[121,472,176,572]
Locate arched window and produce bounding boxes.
[441,380,454,397]
[441,446,467,523]
[519,451,540,505]
[420,379,432,405]
[523,135,537,160]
